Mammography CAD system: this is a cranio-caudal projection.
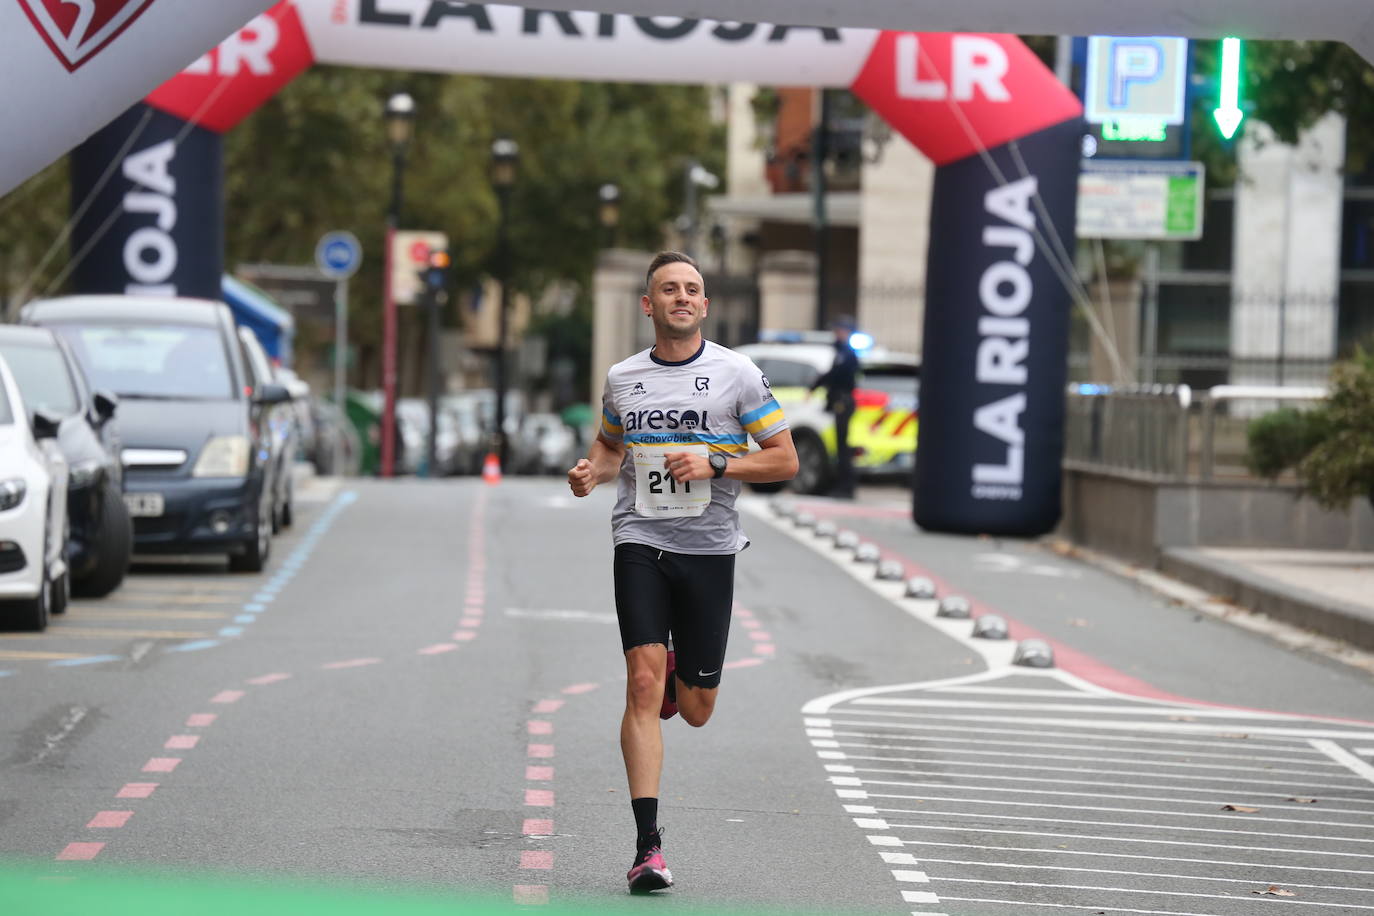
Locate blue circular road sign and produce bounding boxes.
[316,231,362,280]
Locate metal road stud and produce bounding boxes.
[772,499,797,518]
[835,530,860,550]
[937,595,972,619]
[972,614,1010,640]
[815,520,838,539]
[876,559,905,581]
[1013,638,1055,668]
[795,512,818,529]
[854,542,881,564]
[904,577,937,600]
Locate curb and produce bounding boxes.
[1041,537,1374,678]
[1158,547,1374,654]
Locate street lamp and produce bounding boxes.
[490,135,519,470]
[380,90,415,478]
[598,182,621,247]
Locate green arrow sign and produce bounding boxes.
[1213,37,1244,140]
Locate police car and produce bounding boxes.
[737,332,920,494]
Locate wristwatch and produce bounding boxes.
[709,452,728,479]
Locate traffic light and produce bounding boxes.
[421,249,450,292]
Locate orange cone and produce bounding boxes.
[482,452,502,485]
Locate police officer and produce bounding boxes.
[809,315,860,499]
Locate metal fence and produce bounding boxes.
[1064,384,1328,481]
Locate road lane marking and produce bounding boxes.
[532,699,564,714]
[522,819,553,837]
[528,744,554,758]
[186,714,217,726]
[210,690,244,704]
[418,643,458,655]
[913,858,1374,893]
[0,650,91,660]
[934,878,1374,909]
[87,811,132,829]
[561,683,597,695]
[320,658,381,670]
[519,851,553,869]
[142,758,180,773]
[67,609,230,619]
[116,783,157,799]
[55,843,104,861]
[524,789,554,807]
[526,766,553,781]
[897,838,1374,876]
[1311,738,1374,785]
[512,886,548,905]
[164,735,199,750]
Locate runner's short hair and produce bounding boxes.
[645,251,702,294]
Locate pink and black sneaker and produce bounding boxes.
[627,828,673,893]
[660,650,678,720]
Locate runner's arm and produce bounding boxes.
[723,429,798,483]
[568,433,626,497]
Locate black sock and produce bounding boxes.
[631,797,658,841]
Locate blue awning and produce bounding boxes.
[222,274,295,365]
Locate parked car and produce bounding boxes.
[236,326,294,530]
[0,353,69,630]
[24,296,291,572]
[736,337,920,494]
[0,326,130,597]
[512,412,579,475]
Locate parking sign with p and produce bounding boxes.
[1085,36,1188,126]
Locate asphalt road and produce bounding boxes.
[2,478,1372,916]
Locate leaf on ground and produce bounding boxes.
[1287,796,1319,804]
[1253,885,1297,897]
[1219,732,1250,739]
[1168,715,1197,722]
[1221,804,1261,812]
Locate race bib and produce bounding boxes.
[633,444,710,518]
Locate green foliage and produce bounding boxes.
[1244,407,1330,478]
[1297,347,1374,510]
[1246,346,1374,510]
[0,158,72,313]
[1243,41,1374,173]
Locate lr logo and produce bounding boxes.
[19,0,159,72]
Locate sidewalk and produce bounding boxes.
[1158,547,1374,653]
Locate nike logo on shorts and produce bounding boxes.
[698,669,719,677]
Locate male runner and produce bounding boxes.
[567,251,797,893]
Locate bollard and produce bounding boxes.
[905,577,937,600]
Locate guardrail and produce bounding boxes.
[1065,384,1327,481]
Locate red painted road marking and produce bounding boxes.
[142,758,181,773]
[526,766,553,781]
[453,631,477,642]
[512,885,548,905]
[459,618,481,628]
[740,619,761,629]
[723,657,764,670]
[185,713,216,727]
[734,606,753,618]
[464,606,484,616]
[247,673,292,686]
[210,690,244,704]
[164,735,200,750]
[522,818,553,836]
[519,850,554,870]
[87,811,132,829]
[55,842,104,861]
[527,743,554,758]
[561,683,597,695]
[418,643,459,655]
[116,783,157,799]
[321,658,381,670]
[532,699,564,714]
[753,643,776,657]
[527,721,553,735]
[524,789,554,807]
[748,630,770,641]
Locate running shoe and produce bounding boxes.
[660,650,678,720]
[627,828,673,893]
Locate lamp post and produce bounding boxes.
[598,182,621,248]
[490,136,519,470]
[380,91,414,478]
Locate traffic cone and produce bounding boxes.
[482,452,502,485]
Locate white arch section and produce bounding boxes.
[0,0,275,196]
[518,0,1374,60]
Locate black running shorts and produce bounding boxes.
[613,542,735,689]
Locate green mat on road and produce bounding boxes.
[0,861,818,916]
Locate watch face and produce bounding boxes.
[710,453,727,473]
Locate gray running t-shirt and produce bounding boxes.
[599,340,788,555]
